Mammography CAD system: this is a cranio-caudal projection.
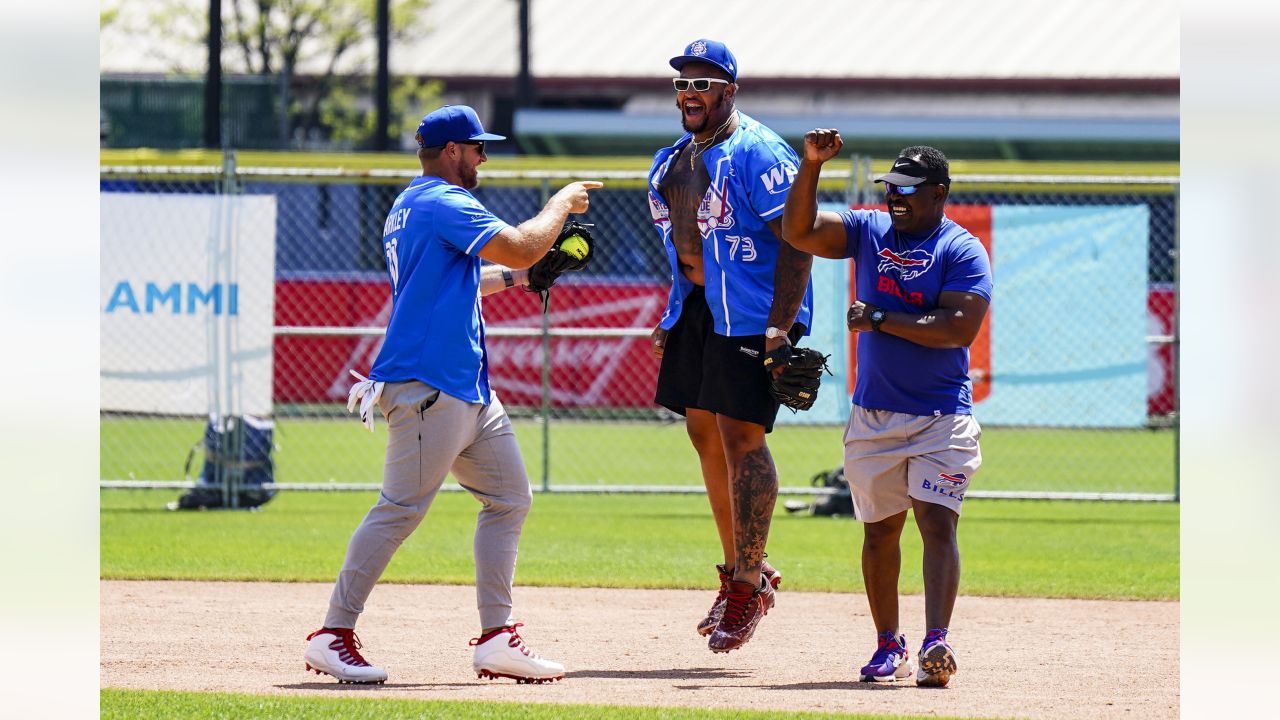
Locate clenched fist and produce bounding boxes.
[846,300,872,332]
[803,129,843,164]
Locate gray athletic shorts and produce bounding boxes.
[842,404,982,523]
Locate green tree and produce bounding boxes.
[132,0,439,149]
[321,76,445,150]
[101,3,121,29]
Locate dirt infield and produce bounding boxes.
[101,580,1177,718]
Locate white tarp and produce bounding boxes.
[101,193,277,416]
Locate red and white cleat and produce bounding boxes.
[470,623,565,684]
[303,628,388,684]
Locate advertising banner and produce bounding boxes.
[101,193,277,416]
[979,204,1149,427]
[274,277,668,408]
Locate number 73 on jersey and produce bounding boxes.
[726,235,757,262]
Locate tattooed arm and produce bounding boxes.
[765,217,813,354]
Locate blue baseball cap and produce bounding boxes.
[415,105,506,148]
[669,39,737,81]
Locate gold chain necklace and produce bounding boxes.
[688,111,737,171]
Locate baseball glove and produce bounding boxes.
[525,221,596,312]
[763,345,832,412]
[526,221,595,291]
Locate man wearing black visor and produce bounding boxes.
[780,130,993,688]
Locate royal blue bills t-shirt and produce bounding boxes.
[841,209,993,416]
[370,175,509,404]
[647,113,813,336]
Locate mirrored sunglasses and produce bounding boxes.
[672,77,730,92]
[884,182,922,196]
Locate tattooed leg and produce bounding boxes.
[716,415,777,587]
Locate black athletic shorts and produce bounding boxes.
[654,286,804,433]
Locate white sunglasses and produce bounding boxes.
[672,77,730,92]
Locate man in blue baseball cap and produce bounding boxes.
[415,105,507,147]
[647,39,814,654]
[412,105,508,190]
[304,104,602,686]
[668,38,738,80]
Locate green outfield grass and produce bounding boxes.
[101,148,1179,178]
[102,416,1176,495]
[101,689,985,720]
[100,149,1178,194]
[101,489,1177,600]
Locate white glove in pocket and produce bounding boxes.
[346,370,386,432]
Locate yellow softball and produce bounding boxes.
[559,235,589,261]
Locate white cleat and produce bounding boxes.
[304,628,389,684]
[470,623,565,684]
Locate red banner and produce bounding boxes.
[273,277,668,407]
[1147,283,1176,416]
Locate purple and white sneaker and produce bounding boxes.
[916,629,957,688]
[858,631,914,682]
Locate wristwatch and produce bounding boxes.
[869,308,888,332]
[764,326,788,340]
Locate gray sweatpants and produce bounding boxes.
[325,380,533,631]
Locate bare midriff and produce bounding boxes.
[658,144,711,286]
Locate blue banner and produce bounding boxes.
[978,205,1149,427]
[777,204,851,427]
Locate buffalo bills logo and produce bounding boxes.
[876,247,935,281]
[697,177,735,234]
[936,472,968,488]
[648,192,670,225]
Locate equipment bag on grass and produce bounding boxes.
[172,414,277,510]
[809,466,854,518]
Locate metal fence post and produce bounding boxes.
[848,154,873,206]
[846,154,857,207]
[215,150,245,508]
[1172,184,1181,503]
[221,149,237,194]
[540,178,552,492]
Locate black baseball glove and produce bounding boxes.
[763,345,832,412]
[525,221,596,311]
[526,221,595,292]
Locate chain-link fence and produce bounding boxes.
[100,157,1177,502]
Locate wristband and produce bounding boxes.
[502,269,515,288]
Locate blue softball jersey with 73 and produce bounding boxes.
[648,112,814,336]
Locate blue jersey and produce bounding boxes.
[648,112,813,336]
[841,209,993,416]
[370,176,510,404]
